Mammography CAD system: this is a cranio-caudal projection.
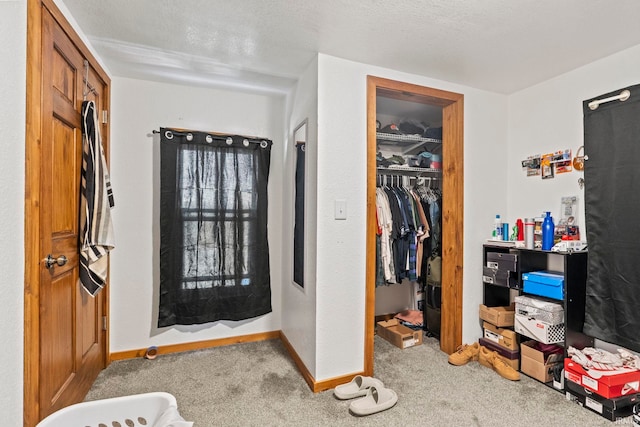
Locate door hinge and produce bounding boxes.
[102,110,108,124]
[102,315,107,331]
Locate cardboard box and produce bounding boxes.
[565,379,640,421]
[479,337,519,370]
[486,251,518,271]
[520,340,563,383]
[483,321,518,351]
[522,270,564,301]
[515,295,564,324]
[482,266,517,288]
[479,304,515,327]
[376,319,423,349]
[564,358,640,399]
[515,313,565,344]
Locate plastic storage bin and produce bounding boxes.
[36,392,180,427]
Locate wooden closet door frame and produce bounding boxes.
[365,76,464,374]
[24,0,111,425]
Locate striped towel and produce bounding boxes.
[79,100,115,296]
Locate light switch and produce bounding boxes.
[335,199,347,220]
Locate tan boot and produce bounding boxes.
[479,346,520,381]
[448,342,480,366]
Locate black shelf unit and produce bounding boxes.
[481,244,592,388]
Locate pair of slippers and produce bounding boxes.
[333,375,398,416]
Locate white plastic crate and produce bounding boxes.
[37,392,183,427]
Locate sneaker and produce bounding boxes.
[479,346,520,381]
[448,342,480,366]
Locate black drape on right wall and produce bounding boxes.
[583,84,640,352]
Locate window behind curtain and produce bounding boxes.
[158,128,272,327]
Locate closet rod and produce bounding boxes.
[588,89,631,110]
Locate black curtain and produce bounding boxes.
[158,128,272,327]
[293,142,305,287]
[583,84,640,352]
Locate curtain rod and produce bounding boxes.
[588,89,631,110]
[152,129,270,147]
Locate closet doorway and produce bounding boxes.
[365,76,464,373]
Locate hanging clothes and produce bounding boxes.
[375,177,434,286]
[79,100,115,296]
[582,84,640,353]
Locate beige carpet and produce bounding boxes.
[86,336,618,426]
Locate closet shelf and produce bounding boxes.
[376,132,442,144]
[377,132,442,155]
[377,166,441,175]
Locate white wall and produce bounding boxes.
[281,57,319,375]
[0,1,26,424]
[507,44,640,233]
[109,77,285,352]
[314,54,509,380]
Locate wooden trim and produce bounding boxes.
[364,76,378,376]
[365,76,464,365]
[278,332,318,391]
[440,99,465,353]
[24,1,44,425]
[110,331,281,361]
[314,372,365,394]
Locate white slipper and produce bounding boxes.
[349,386,398,416]
[333,375,384,400]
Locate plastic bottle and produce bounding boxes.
[542,212,555,251]
[524,218,535,249]
[494,215,502,240]
[516,218,524,241]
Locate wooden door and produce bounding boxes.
[25,1,110,424]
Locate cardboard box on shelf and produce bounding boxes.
[483,321,519,351]
[486,251,518,271]
[522,270,564,301]
[482,266,517,288]
[479,337,519,370]
[514,313,565,344]
[479,304,515,327]
[564,358,640,399]
[520,340,563,383]
[376,319,423,349]
[565,379,640,421]
[514,295,564,325]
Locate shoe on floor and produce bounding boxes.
[349,386,398,416]
[334,375,385,400]
[448,342,480,366]
[479,346,520,381]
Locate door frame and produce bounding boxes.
[24,0,111,425]
[365,76,464,374]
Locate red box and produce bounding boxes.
[564,358,640,399]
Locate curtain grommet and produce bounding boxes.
[260,140,268,148]
[243,139,249,147]
[165,130,174,140]
[186,133,193,142]
[226,137,233,145]
[206,135,213,143]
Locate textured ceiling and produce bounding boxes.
[61,0,640,94]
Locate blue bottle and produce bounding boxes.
[542,212,555,251]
